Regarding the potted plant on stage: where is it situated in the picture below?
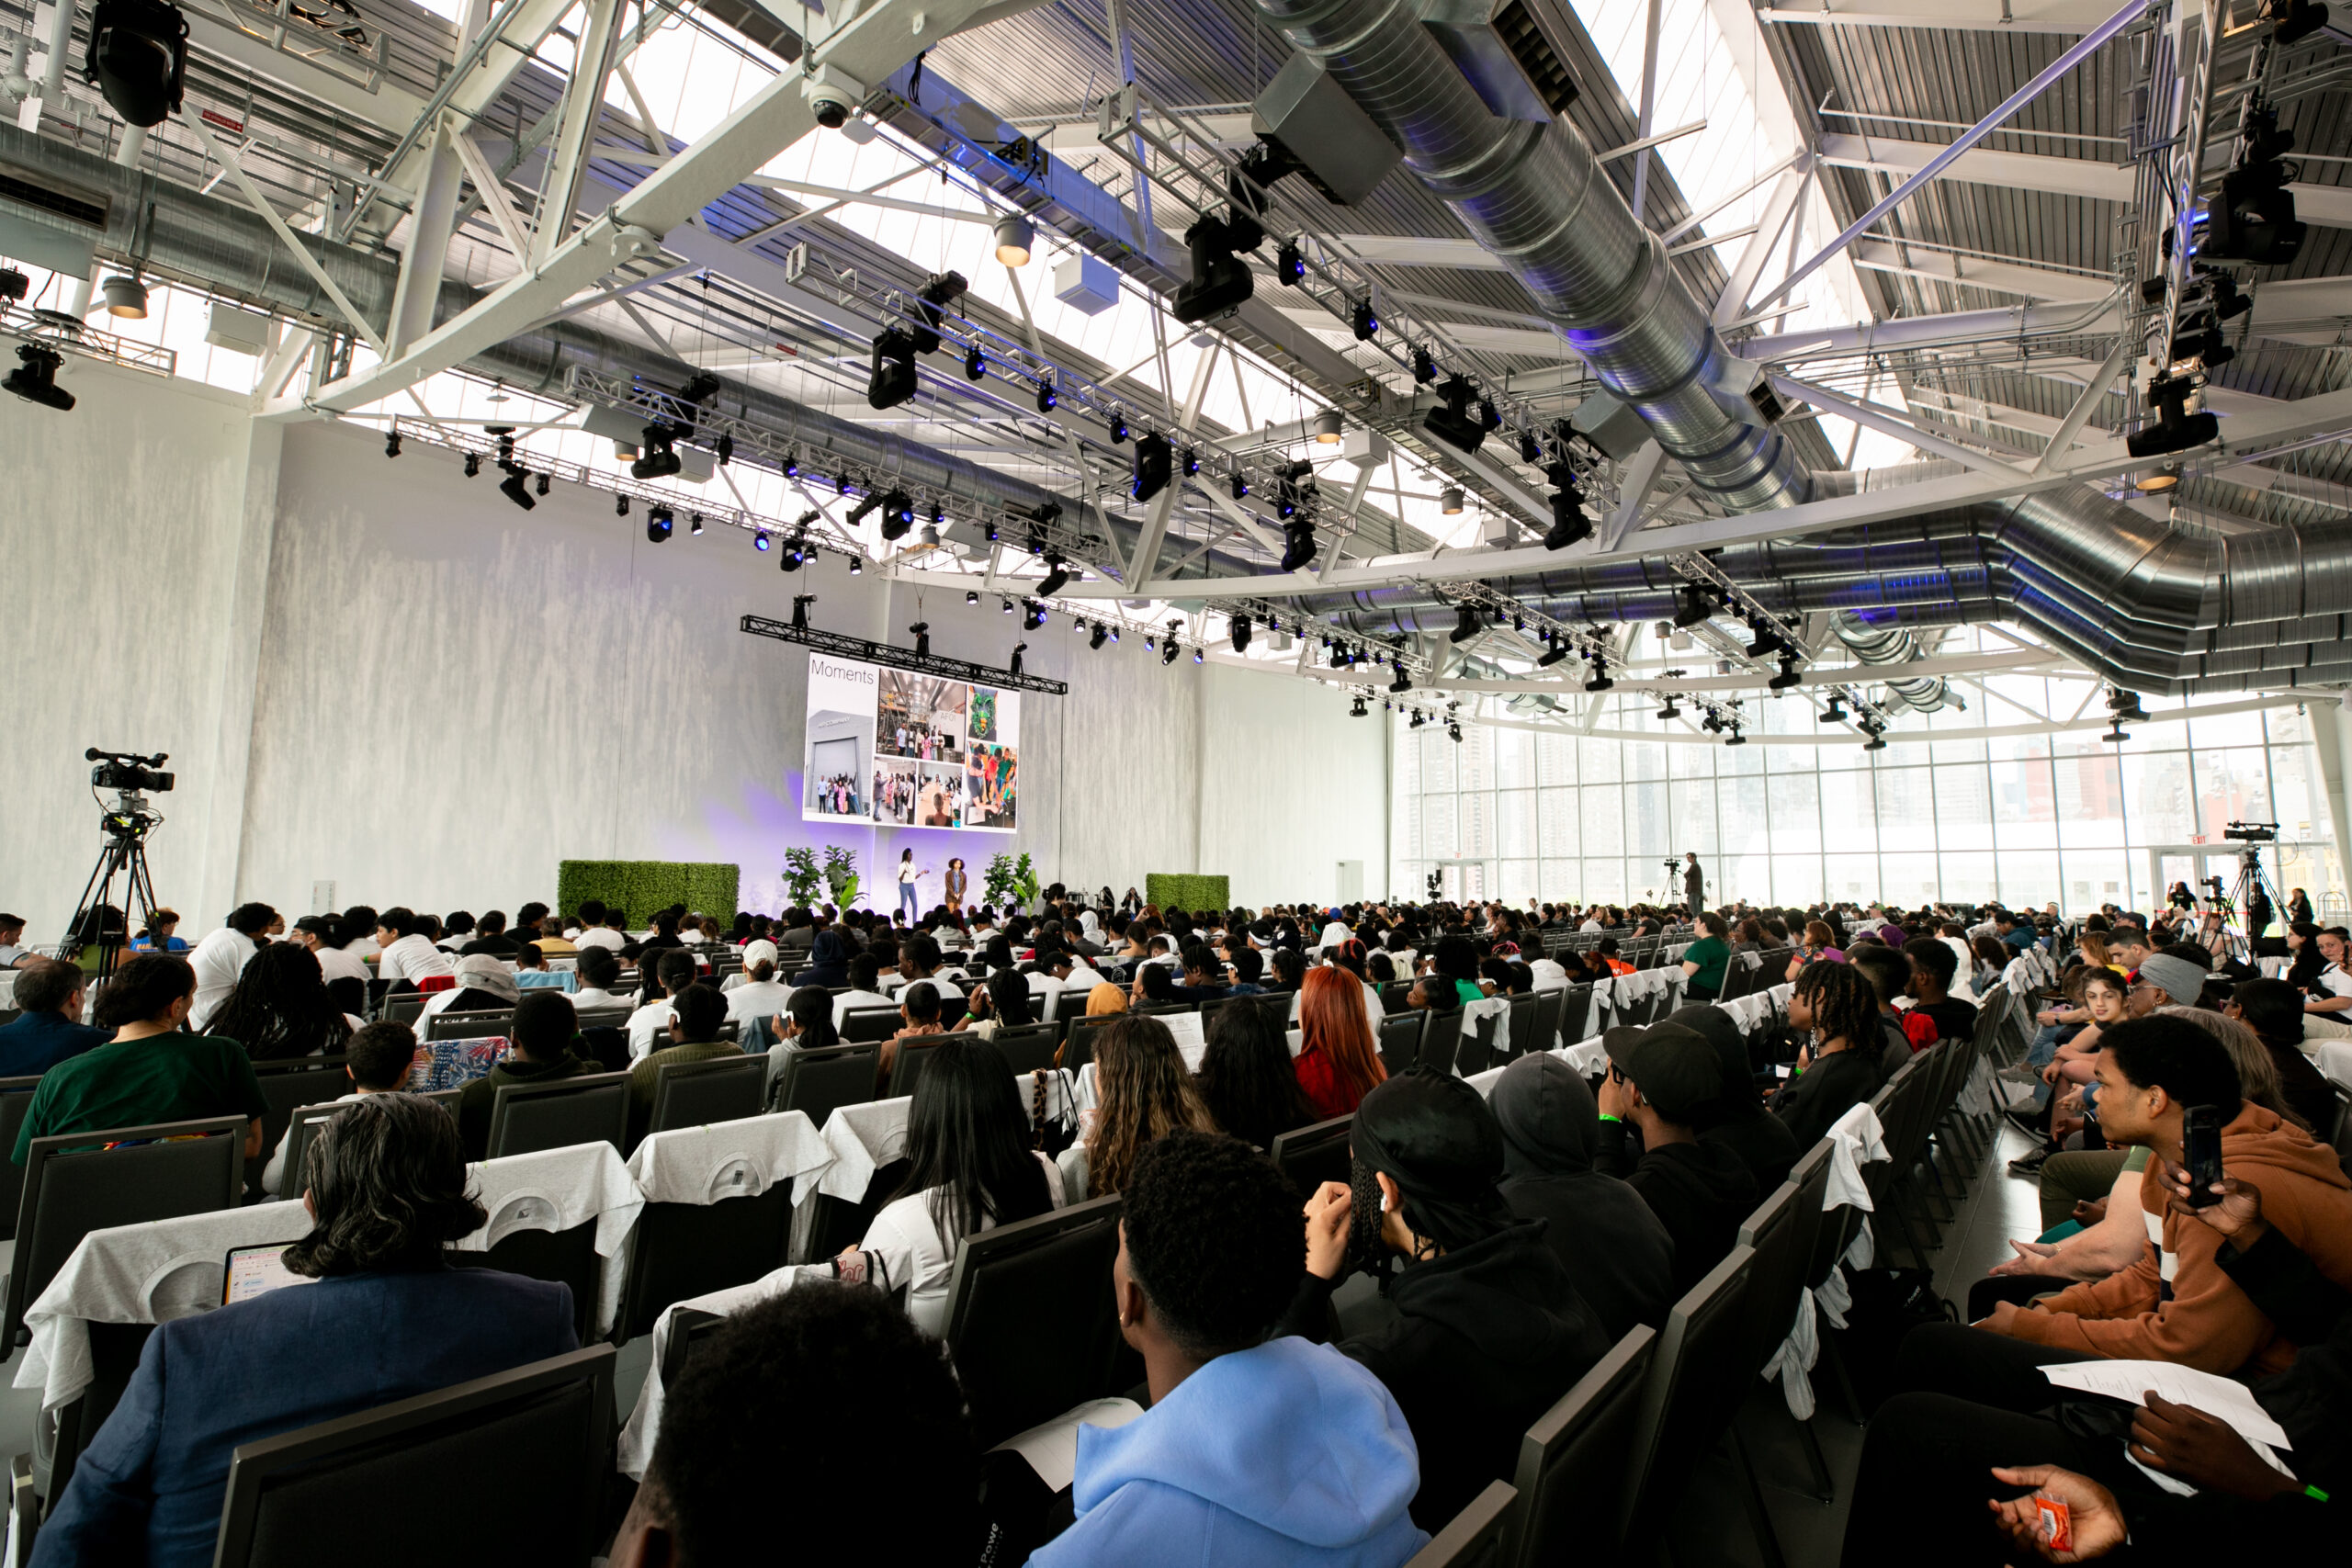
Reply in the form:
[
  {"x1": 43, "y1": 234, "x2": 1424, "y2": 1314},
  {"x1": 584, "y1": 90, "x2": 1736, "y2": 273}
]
[
  {"x1": 984, "y1": 851, "x2": 1042, "y2": 915},
  {"x1": 782, "y1": 847, "x2": 825, "y2": 909},
  {"x1": 822, "y1": 845, "x2": 862, "y2": 910}
]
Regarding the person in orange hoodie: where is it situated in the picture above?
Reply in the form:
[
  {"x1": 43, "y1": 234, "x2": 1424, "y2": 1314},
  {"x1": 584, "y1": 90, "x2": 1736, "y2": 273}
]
[{"x1": 1891, "y1": 1014, "x2": 2352, "y2": 1418}]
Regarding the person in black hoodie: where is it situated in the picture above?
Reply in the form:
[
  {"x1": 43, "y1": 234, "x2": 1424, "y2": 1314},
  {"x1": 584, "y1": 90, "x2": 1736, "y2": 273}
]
[
  {"x1": 1283, "y1": 1069, "x2": 1611, "y2": 1533},
  {"x1": 1595, "y1": 1022, "x2": 1761, "y2": 1299},
  {"x1": 1770, "y1": 960, "x2": 1887, "y2": 1150},
  {"x1": 1667, "y1": 1003, "x2": 1799, "y2": 1192},
  {"x1": 1489, "y1": 1054, "x2": 1676, "y2": 1338}
]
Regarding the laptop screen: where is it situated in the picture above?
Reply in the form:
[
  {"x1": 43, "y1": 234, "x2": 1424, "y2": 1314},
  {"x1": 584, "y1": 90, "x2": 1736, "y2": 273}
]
[{"x1": 222, "y1": 1245, "x2": 317, "y2": 1307}]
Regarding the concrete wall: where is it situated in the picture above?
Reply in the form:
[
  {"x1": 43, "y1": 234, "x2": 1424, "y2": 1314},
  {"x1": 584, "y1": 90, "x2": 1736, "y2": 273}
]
[{"x1": 1200, "y1": 659, "x2": 1390, "y2": 908}]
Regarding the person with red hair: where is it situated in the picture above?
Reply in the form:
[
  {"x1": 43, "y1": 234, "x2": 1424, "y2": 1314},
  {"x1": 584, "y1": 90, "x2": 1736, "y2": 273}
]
[{"x1": 1295, "y1": 965, "x2": 1387, "y2": 1120}]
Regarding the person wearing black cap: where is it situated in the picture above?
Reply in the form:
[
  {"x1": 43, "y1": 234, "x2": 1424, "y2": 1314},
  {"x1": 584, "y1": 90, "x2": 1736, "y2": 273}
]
[
  {"x1": 1595, "y1": 1023, "x2": 1761, "y2": 1298},
  {"x1": 1282, "y1": 1070, "x2": 1612, "y2": 1533},
  {"x1": 1488, "y1": 1054, "x2": 1676, "y2": 1338},
  {"x1": 1666, "y1": 1003, "x2": 1800, "y2": 1193}
]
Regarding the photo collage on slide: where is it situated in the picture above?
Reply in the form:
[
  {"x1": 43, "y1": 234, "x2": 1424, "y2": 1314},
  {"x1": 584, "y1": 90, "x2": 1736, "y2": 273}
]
[{"x1": 800, "y1": 651, "x2": 1018, "y2": 833}]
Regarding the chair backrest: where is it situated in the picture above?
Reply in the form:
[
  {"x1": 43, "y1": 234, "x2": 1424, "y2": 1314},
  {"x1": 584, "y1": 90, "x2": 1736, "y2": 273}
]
[
  {"x1": 1408, "y1": 1480, "x2": 1519, "y2": 1568},
  {"x1": 1379, "y1": 980, "x2": 1417, "y2": 1015},
  {"x1": 1731, "y1": 1142, "x2": 1830, "y2": 1381},
  {"x1": 0, "y1": 1074, "x2": 45, "y2": 1242},
  {"x1": 380, "y1": 990, "x2": 428, "y2": 1027},
  {"x1": 1058, "y1": 1011, "x2": 1122, "y2": 1071},
  {"x1": 1269, "y1": 1113, "x2": 1352, "y2": 1199},
  {"x1": 6, "y1": 1115, "x2": 246, "y2": 1351},
  {"x1": 646, "y1": 1055, "x2": 767, "y2": 1137},
  {"x1": 245, "y1": 1057, "x2": 353, "y2": 1199},
  {"x1": 1453, "y1": 1009, "x2": 1505, "y2": 1076},
  {"x1": 1556, "y1": 985, "x2": 1593, "y2": 1041},
  {"x1": 943, "y1": 1194, "x2": 1126, "y2": 1449},
  {"x1": 1526, "y1": 989, "x2": 1561, "y2": 1055},
  {"x1": 991, "y1": 1022, "x2": 1059, "y2": 1074},
  {"x1": 1618, "y1": 1244, "x2": 1758, "y2": 1547},
  {"x1": 1504, "y1": 993, "x2": 1541, "y2": 1059},
  {"x1": 1375, "y1": 1009, "x2": 1426, "y2": 1077},
  {"x1": 770, "y1": 1042, "x2": 880, "y2": 1123},
  {"x1": 1508, "y1": 1325, "x2": 1658, "y2": 1568},
  {"x1": 616, "y1": 1127, "x2": 799, "y2": 1340},
  {"x1": 840, "y1": 1005, "x2": 902, "y2": 1043},
  {"x1": 424, "y1": 1008, "x2": 514, "y2": 1043},
  {"x1": 886, "y1": 1032, "x2": 957, "y2": 1100},
  {"x1": 572, "y1": 1005, "x2": 631, "y2": 1032},
  {"x1": 485, "y1": 1071, "x2": 631, "y2": 1158},
  {"x1": 214, "y1": 1346, "x2": 616, "y2": 1568}
]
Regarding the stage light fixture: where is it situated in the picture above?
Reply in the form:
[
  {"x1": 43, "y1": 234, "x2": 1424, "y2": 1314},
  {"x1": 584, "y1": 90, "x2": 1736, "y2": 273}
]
[
  {"x1": 1350, "y1": 298, "x2": 1378, "y2": 340},
  {"x1": 616, "y1": 495, "x2": 629, "y2": 517},
  {"x1": 965, "y1": 344, "x2": 987, "y2": 380},
  {"x1": 1161, "y1": 637, "x2": 1181, "y2": 667},
  {"x1": 1350, "y1": 694, "x2": 1368, "y2": 717},
  {"x1": 1280, "y1": 520, "x2": 1317, "y2": 573},
  {"x1": 499, "y1": 467, "x2": 537, "y2": 511},
  {"x1": 689, "y1": 513, "x2": 704, "y2": 536},
  {"x1": 1672, "y1": 583, "x2": 1711, "y2": 628},
  {"x1": 2126, "y1": 374, "x2": 2221, "y2": 458},
  {"x1": 1584, "y1": 656, "x2": 1613, "y2": 694},
  {"x1": 1036, "y1": 557, "x2": 1072, "y2": 597},
  {"x1": 867, "y1": 327, "x2": 919, "y2": 410},
  {"x1": 1314, "y1": 410, "x2": 1343, "y2": 445},
  {"x1": 1657, "y1": 700, "x2": 1681, "y2": 722},
  {"x1": 1035, "y1": 378, "x2": 1057, "y2": 413},
  {"x1": 1820, "y1": 694, "x2": 1848, "y2": 724},
  {"x1": 384, "y1": 431, "x2": 401, "y2": 458},
  {"x1": 2136, "y1": 464, "x2": 2182, "y2": 493},
  {"x1": 1517, "y1": 428, "x2": 1542, "y2": 464},
  {"x1": 1131, "y1": 431, "x2": 1173, "y2": 502},
  {"x1": 536, "y1": 473, "x2": 549, "y2": 497},
  {"x1": 1090, "y1": 623, "x2": 1110, "y2": 650},
  {"x1": 791, "y1": 593, "x2": 813, "y2": 630},
  {"x1": 783, "y1": 454, "x2": 798, "y2": 478},
  {"x1": 1193, "y1": 648, "x2": 1204, "y2": 664},
  {"x1": 1536, "y1": 638, "x2": 1570, "y2": 669},
  {"x1": 646, "y1": 505, "x2": 673, "y2": 542},
  {"x1": 1010, "y1": 641, "x2": 1027, "y2": 676},
  {"x1": 878, "y1": 490, "x2": 916, "y2": 542},
  {"x1": 100, "y1": 274, "x2": 147, "y2": 318},
  {"x1": 1543, "y1": 460, "x2": 1592, "y2": 549},
  {"x1": 1001, "y1": 596, "x2": 1014, "y2": 615},
  {"x1": 1172, "y1": 210, "x2": 1256, "y2": 322},
  {"x1": 1863, "y1": 733, "x2": 1888, "y2": 751},
  {"x1": 1724, "y1": 724, "x2": 1747, "y2": 747},
  {"x1": 1411, "y1": 346, "x2": 1439, "y2": 384},
  {"x1": 754, "y1": 528, "x2": 771, "y2": 552},
  {"x1": 836, "y1": 474, "x2": 850, "y2": 495},
  {"x1": 1389, "y1": 669, "x2": 1412, "y2": 694},
  {"x1": 716, "y1": 432, "x2": 733, "y2": 466},
  {"x1": 84, "y1": 0, "x2": 187, "y2": 128},
  {"x1": 463, "y1": 452, "x2": 481, "y2": 478},
  {"x1": 910, "y1": 270, "x2": 968, "y2": 355},
  {"x1": 1449, "y1": 603, "x2": 1483, "y2": 645},
  {"x1": 848, "y1": 557, "x2": 863, "y2": 574},
  {"x1": 1767, "y1": 652, "x2": 1802, "y2": 691},
  {"x1": 992, "y1": 214, "x2": 1035, "y2": 267},
  {"x1": 910, "y1": 621, "x2": 931, "y2": 658},
  {"x1": 846, "y1": 492, "x2": 883, "y2": 525},
  {"x1": 1449, "y1": 723, "x2": 1463, "y2": 743},
  {"x1": 1422, "y1": 375, "x2": 1485, "y2": 455},
  {"x1": 630, "y1": 424, "x2": 681, "y2": 479},
  {"x1": 1182, "y1": 447, "x2": 1200, "y2": 477},
  {"x1": 1107, "y1": 412, "x2": 1127, "y2": 445},
  {"x1": 967, "y1": 590, "x2": 979, "y2": 604},
  {"x1": 1022, "y1": 601, "x2": 1046, "y2": 630},
  {"x1": 1230, "y1": 470, "x2": 1250, "y2": 500},
  {"x1": 1745, "y1": 619, "x2": 1784, "y2": 659},
  {"x1": 1441, "y1": 487, "x2": 1464, "y2": 515}
]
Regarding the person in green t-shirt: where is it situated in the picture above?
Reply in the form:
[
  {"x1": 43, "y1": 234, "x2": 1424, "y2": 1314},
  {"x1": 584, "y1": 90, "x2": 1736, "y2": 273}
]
[
  {"x1": 14, "y1": 953, "x2": 268, "y2": 1165},
  {"x1": 1679, "y1": 912, "x2": 1733, "y2": 1001}
]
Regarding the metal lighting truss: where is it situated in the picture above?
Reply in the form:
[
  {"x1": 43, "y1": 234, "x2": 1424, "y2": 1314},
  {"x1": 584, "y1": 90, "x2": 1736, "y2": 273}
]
[
  {"x1": 1665, "y1": 551, "x2": 1898, "y2": 734},
  {"x1": 0, "y1": 304, "x2": 178, "y2": 378},
  {"x1": 187, "y1": 0, "x2": 395, "y2": 101}
]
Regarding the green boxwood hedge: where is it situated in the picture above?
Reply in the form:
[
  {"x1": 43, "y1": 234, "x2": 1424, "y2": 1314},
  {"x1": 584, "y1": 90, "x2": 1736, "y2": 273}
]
[
  {"x1": 557, "y1": 861, "x2": 741, "y2": 922},
  {"x1": 1145, "y1": 873, "x2": 1230, "y2": 912}
]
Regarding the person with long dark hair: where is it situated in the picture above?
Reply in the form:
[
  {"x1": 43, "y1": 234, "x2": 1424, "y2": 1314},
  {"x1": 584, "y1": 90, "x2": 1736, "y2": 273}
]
[
  {"x1": 1197, "y1": 998, "x2": 1314, "y2": 1152},
  {"x1": 1066, "y1": 1016, "x2": 1216, "y2": 1200},
  {"x1": 197, "y1": 942, "x2": 356, "y2": 1064},
  {"x1": 33, "y1": 1095, "x2": 575, "y2": 1566},
  {"x1": 956, "y1": 964, "x2": 1035, "y2": 1039},
  {"x1": 846, "y1": 1036, "x2": 1060, "y2": 1333},
  {"x1": 1770, "y1": 958, "x2": 1886, "y2": 1148}
]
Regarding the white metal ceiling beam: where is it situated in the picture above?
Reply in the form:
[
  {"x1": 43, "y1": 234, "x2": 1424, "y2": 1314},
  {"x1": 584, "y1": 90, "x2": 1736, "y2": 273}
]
[
  {"x1": 1846, "y1": 239, "x2": 2115, "y2": 304},
  {"x1": 1762, "y1": 0, "x2": 2166, "y2": 30},
  {"x1": 1383, "y1": 645, "x2": 2064, "y2": 695},
  {"x1": 529, "y1": 0, "x2": 627, "y2": 268}
]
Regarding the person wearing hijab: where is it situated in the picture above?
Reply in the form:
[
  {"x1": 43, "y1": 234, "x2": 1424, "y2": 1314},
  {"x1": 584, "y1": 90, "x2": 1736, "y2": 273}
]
[
  {"x1": 1488, "y1": 1055, "x2": 1677, "y2": 1339},
  {"x1": 1666, "y1": 1003, "x2": 1800, "y2": 1193},
  {"x1": 1282, "y1": 1070, "x2": 1612, "y2": 1533},
  {"x1": 1084, "y1": 983, "x2": 1128, "y2": 1017},
  {"x1": 791, "y1": 928, "x2": 853, "y2": 989}
]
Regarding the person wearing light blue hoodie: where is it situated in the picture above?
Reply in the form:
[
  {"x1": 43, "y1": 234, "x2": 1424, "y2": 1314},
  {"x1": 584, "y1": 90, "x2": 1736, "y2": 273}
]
[{"x1": 1027, "y1": 1131, "x2": 1429, "y2": 1568}]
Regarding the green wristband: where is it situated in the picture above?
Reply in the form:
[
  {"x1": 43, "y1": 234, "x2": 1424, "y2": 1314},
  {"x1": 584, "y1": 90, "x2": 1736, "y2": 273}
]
[
  {"x1": 1597, "y1": 1113, "x2": 1622, "y2": 1124},
  {"x1": 2306, "y1": 1485, "x2": 2330, "y2": 1503}
]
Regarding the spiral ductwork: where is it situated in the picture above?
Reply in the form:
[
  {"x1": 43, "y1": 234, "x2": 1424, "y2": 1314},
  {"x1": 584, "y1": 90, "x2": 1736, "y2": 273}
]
[
  {"x1": 1828, "y1": 617, "x2": 1951, "y2": 712},
  {"x1": 1248, "y1": 2, "x2": 2346, "y2": 696}
]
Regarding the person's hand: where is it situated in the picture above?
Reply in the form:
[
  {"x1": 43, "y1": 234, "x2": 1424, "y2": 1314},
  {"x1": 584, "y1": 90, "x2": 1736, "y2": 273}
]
[
  {"x1": 1976, "y1": 1298, "x2": 2026, "y2": 1334},
  {"x1": 2041, "y1": 1062, "x2": 2064, "y2": 1087},
  {"x1": 1988, "y1": 1239, "x2": 2064, "y2": 1278},
  {"x1": 1597, "y1": 1066, "x2": 1635, "y2": 1121},
  {"x1": 2130, "y1": 1392, "x2": 2300, "y2": 1501},
  {"x1": 2071, "y1": 1197, "x2": 2109, "y2": 1228},
  {"x1": 1303, "y1": 1181, "x2": 1352, "y2": 1280},
  {"x1": 1985, "y1": 1466, "x2": 2126, "y2": 1562},
  {"x1": 2055, "y1": 1088, "x2": 2083, "y2": 1118},
  {"x1": 2037, "y1": 1009, "x2": 2061, "y2": 1025},
  {"x1": 2156, "y1": 1160, "x2": 2266, "y2": 1245}
]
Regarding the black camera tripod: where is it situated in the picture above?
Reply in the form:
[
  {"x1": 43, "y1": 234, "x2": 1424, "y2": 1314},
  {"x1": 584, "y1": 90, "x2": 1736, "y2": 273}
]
[
  {"x1": 67, "y1": 791, "x2": 164, "y2": 981},
  {"x1": 2209, "y1": 844, "x2": 2285, "y2": 942}
]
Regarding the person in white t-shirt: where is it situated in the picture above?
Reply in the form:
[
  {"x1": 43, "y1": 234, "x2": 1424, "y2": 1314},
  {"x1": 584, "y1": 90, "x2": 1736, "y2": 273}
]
[
  {"x1": 723, "y1": 940, "x2": 795, "y2": 1032},
  {"x1": 831, "y1": 952, "x2": 897, "y2": 1030},
  {"x1": 1045, "y1": 949, "x2": 1104, "y2": 996},
  {"x1": 841, "y1": 1034, "x2": 1064, "y2": 1334},
  {"x1": 374, "y1": 908, "x2": 455, "y2": 987},
  {"x1": 895, "y1": 933, "x2": 964, "y2": 1006},
  {"x1": 293, "y1": 916, "x2": 371, "y2": 988},
  {"x1": 187, "y1": 904, "x2": 276, "y2": 1032},
  {"x1": 571, "y1": 899, "x2": 627, "y2": 953},
  {"x1": 628, "y1": 950, "x2": 699, "y2": 1060},
  {"x1": 571, "y1": 946, "x2": 630, "y2": 1010}
]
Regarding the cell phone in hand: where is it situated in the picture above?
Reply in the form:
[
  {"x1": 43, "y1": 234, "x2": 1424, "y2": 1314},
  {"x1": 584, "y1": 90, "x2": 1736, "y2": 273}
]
[{"x1": 2184, "y1": 1104, "x2": 2225, "y2": 1206}]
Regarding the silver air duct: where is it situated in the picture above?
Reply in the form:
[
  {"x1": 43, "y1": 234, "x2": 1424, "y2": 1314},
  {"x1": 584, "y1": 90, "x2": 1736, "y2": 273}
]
[
  {"x1": 1828, "y1": 615, "x2": 1950, "y2": 712},
  {"x1": 1250, "y1": 1, "x2": 2344, "y2": 696}
]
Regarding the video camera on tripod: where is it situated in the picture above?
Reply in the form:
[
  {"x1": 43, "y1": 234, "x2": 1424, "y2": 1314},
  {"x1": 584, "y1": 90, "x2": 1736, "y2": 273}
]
[
  {"x1": 2222, "y1": 820, "x2": 2277, "y2": 843},
  {"x1": 87, "y1": 747, "x2": 173, "y2": 795},
  {"x1": 72, "y1": 747, "x2": 171, "y2": 978}
]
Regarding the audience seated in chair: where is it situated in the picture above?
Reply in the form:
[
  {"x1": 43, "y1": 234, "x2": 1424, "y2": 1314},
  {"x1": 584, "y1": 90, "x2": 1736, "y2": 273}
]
[
  {"x1": 1667, "y1": 1002, "x2": 1800, "y2": 1192},
  {"x1": 11, "y1": 954, "x2": 267, "y2": 1167},
  {"x1": 1595, "y1": 1021, "x2": 1762, "y2": 1298},
  {"x1": 1489, "y1": 1053, "x2": 1677, "y2": 1339},
  {"x1": 1770, "y1": 959, "x2": 1889, "y2": 1151},
  {"x1": 1062, "y1": 1016, "x2": 1216, "y2": 1201},
  {"x1": 262, "y1": 1022, "x2": 418, "y2": 1193},
  {"x1": 457, "y1": 992, "x2": 592, "y2": 1160},
  {"x1": 1293, "y1": 965, "x2": 1387, "y2": 1122},
  {"x1": 1194, "y1": 995, "x2": 1314, "y2": 1154},
  {"x1": 628, "y1": 951, "x2": 701, "y2": 1061},
  {"x1": 1282, "y1": 1069, "x2": 1612, "y2": 1532},
  {"x1": 839, "y1": 1036, "x2": 1061, "y2": 1335},
  {"x1": 954, "y1": 966, "x2": 1035, "y2": 1041},
  {"x1": 0, "y1": 957, "x2": 107, "y2": 1076},
  {"x1": 609, "y1": 1285, "x2": 979, "y2": 1568},
  {"x1": 628, "y1": 986, "x2": 743, "y2": 1144},
  {"x1": 721, "y1": 940, "x2": 793, "y2": 1028},
  {"x1": 199, "y1": 939, "x2": 359, "y2": 1061},
  {"x1": 371, "y1": 906, "x2": 454, "y2": 989},
  {"x1": 31, "y1": 1095, "x2": 576, "y2": 1568},
  {"x1": 1029, "y1": 1131, "x2": 1428, "y2": 1568},
  {"x1": 1843, "y1": 1162, "x2": 2348, "y2": 1568},
  {"x1": 571, "y1": 944, "x2": 628, "y2": 1010}
]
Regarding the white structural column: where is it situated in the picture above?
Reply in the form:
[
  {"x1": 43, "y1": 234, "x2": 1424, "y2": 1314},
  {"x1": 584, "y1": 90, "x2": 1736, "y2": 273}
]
[
  {"x1": 530, "y1": 0, "x2": 628, "y2": 267},
  {"x1": 388, "y1": 118, "x2": 466, "y2": 357}
]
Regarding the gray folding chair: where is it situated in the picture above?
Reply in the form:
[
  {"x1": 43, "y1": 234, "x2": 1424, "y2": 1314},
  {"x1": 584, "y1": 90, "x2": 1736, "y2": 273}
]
[
  {"x1": 1507, "y1": 1325, "x2": 1657, "y2": 1568},
  {"x1": 1407, "y1": 1480, "x2": 1518, "y2": 1568},
  {"x1": 485, "y1": 1071, "x2": 631, "y2": 1158},
  {"x1": 646, "y1": 1055, "x2": 766, "y2": 1137}
]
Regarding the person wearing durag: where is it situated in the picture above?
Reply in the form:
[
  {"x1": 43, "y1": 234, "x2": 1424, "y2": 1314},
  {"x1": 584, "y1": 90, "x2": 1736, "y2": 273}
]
[
  {"x1": 1487, "y1": 1054, "x2": 1677, "y2": 1340},
  {"x1": 792, "y1": 927, "x2": 853, "y2": 988},
  {"x1": 1278, "y1": 1068, "x2": 1611, "y2": 1532}
]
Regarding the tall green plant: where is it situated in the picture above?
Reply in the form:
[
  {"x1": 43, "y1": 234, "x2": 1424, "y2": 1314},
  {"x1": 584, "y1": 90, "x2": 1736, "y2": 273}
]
[
  {"x1": 782, "y1": 847, "x2": 825, "y2": 908},
  {"x1": 822, "y1": 845, "x2": 863, "y2": 909}
]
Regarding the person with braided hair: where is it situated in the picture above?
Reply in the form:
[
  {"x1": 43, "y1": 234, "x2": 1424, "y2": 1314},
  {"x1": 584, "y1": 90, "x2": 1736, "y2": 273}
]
[{"x1": 1770, "y1": 957, "x2": 1888, "y2": 1148}]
